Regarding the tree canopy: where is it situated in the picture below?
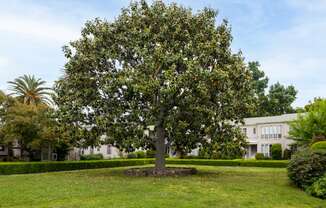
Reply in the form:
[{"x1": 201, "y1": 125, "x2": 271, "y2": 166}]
[
  {"x1": 54, "y1": 0, "x2": 254, "y2": 170},
  {"x1": 289, "y1": 99, "x2": 326, "y2": 146},
  {"x1": 8, "y1": 74, "x2": 52, "y2": 105},
  {"x1": 247, "y1": 61, "x2": 297, "y2": 117}
]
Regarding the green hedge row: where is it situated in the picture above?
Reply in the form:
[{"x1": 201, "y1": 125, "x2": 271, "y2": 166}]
[
  {"x1": 0, "y1": 158, "x2": 288, "y2": 175},
  {"x1": 166, "y1": 159, "x2": 289, "y2": 168},
  {"x1": 0, "y1": 159, "x2": 154, "y2": 175}
]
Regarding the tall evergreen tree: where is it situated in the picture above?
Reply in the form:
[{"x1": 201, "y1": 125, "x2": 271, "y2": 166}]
[{"x1": 54, "y1": 1, "x2": 253, "y2": 171}]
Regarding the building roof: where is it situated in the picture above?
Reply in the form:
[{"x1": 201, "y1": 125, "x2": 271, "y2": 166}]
[{"x1": 243, "y1": 113, "x2": 299, "y2": 126}]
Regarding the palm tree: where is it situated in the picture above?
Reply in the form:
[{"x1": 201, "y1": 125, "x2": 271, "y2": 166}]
[{"x1": 8, "y1": 75, "x2": 52, "y2": 105}]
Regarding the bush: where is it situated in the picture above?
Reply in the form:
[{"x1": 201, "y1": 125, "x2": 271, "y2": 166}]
[
  {"x1": 135, "y1": 151, "x2": 146, "y2": 158},
  {"x1": 127, "y1": 153, "x2": 137, "y2": 158},
  {"x1": 0, "y1": 159, "x2": 154, "y2": 175},
  {"x1": 311, "y1": 141, "x2": 326, "y2": 152},
  {"x1": 271, "y1": 144, "x2": 282, "y2": 160},
  {"x1": 283, "y1": 148, "x2": 292, "y2": 160},
  {"x1": 166, "y1": 159, "x2": 288, "y2": 168},
  {"x1": 255, "y1": 153, "x2": 265, "y2": 160},
  {"x1": 80, "y1": 154, "x2": 103, "y2": 160},
  {"x1": 307, "y1": 174, "x2": 326, "y2": 199},
  {"x1": 288, "y1": 148, "x2": 326, "y2": 189},
  {"x1": 146, "y1": 150, "x2": 156, "y2": 158}
]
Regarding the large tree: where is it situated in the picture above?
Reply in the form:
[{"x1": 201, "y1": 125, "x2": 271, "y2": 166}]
[
  {"x1": 8, "y1": 74, "x2": 52, "y2": 105},
  {"x1": 54, "y1": 1, "x2": 253, "y2": 170}
]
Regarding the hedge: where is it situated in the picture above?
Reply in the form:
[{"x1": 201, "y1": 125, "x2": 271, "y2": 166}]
[
  {"x1": 166, "y1": 159, "x2": 289, "y2": 168},
  {"x1": 0, "y1": 158, "x2": 288, "y2": 175},
  {"x1": 0, "y1": 159, "x2": 154, "y2": 175}
]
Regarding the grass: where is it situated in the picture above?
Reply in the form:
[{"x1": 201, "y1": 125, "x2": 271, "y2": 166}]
[{"x1": 0, "y1": 165, "x2": 324, "y2": 208}]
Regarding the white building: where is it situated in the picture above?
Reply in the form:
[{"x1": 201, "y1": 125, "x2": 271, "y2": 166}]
[
  {"x1": 242, "y1": 113, "x2": 298, "y2": 158},
  {"x1": 73, "y1": 113, "x2": 299, "y2": 160},
  {"x1": 77, "y1": 144, "x2": 121, "y2": 159}
]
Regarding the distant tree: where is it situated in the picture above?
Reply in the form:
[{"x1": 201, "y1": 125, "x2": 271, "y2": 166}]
[
  {"x1": 266, "y1": 82, "x2": 297, "y2": 115},
  {"x1": 247, "y1": 62, "x2": 297, "y2": 117},
  {"x1": 54, "y1": 1, "x2": 253, "y2": 171},
  {"x1": 8, "y1": 75, "x2": 52, "y2": 105},
  {"x1": 304, "y1": 97, "x2": 324, "y2": 112},
  {"x1": 289, "y1": 99, "x2": 326, "y2": 146},
  {"x1": 248, "y1": 61, "x2": 268, "y2": 96},
  {"x1": 247, "y1": 61, "x2": 269, "y2": 117},
  {"x1": 0, "y1": 101, "x2": 58, "y2": 160}
]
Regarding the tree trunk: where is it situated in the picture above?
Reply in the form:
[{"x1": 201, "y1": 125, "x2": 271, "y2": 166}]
[{"x1": 155, "y1": 125, "x2": 166, "y2": 170}]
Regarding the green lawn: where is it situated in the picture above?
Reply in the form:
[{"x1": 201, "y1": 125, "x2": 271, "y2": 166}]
[{"x1": 0, "y1": 165, "x2": 324, "y2": 208}]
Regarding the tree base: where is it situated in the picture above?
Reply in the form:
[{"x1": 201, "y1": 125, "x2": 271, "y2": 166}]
[{"x1": 124, "y1": 167, "x2": 197, "y2": 177}]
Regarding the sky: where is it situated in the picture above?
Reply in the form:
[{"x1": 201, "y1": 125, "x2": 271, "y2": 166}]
[{"x1": 0, "y1": 0, "x2": 325, "y2": 107}]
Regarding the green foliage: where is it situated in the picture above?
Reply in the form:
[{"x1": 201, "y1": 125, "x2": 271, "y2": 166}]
[
  {"x1": 54, "y1": 0, "x2": 253, "y2": 169},
  {"x1": 145, "y1": 150, "x2": 156, "y2": 158},
  {"x1": 271, "y1": 144, "x2": 282, "y2": 160},
  {"x1": 196, "y1": 126, "x2": 248, "y2": 159},
  {"x1": 166, "y1": 159, "x2": 288, "y2": 168},
  {"x1": 283, "y1": 148, "x2": 292, "y2": 160},
  {"x1": 289, "y1": 99, "x2": 326, "y2": 146},
  {"x1": 127, "y1": 153, "x2": 137, "y2": 159},
  {"x1": 287, "y1": 148, "x2": 326, "y2": 189},
  {"x1": 307, "y1": 174, "x2": 326, "y2": 199},
  {"x1": 311, "y1": 141, "x2": 326, "y2": 152},
  {"x1": 0, "y1": 159, "x2": 154, "y2": 175},
  {"x1": 135, "y1": 151, "x2": 146, "y2": 158},
  {"x1": 247, "y1": 62, "x2": 297, "y2": 117},
  {"x1": 255, "y1": 153, "x2": 266, "y2": 160},
  {"x1": 80, "y1": 154, "x2": 104, "y2": 160},
  {"x1": 0, "y1": 101, "x2": 60, "y2": 160},
  {"x1": 8, "y1": 74, "x2": 52, "y2": 105}
]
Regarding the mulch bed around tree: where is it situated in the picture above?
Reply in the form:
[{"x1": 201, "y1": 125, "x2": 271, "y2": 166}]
[{"x1": 124, "y1": 167, "x2": 197, "y2": 177}]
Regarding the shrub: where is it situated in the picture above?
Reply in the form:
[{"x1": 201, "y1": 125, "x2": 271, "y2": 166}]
[
  {"x1": 271, "y1": 144, "x2": 282, "y2": 160},
  {"x1": 0, "y1": 159, "x2": 154, "y2": 175},
  {"x1": 288, "y1": 148, "x2": 326, "y2": 189},
  {"x1": 283, "y1": 148, "x2": 292, "y2": 160},
  {"x1": 307, "y1": 174, "x2": 326, "y2": 199},
  {"x1": 135, "y1": 151, "x2": 146, "y2": 158},
  {"x1": 80, "y1": 154, "x2": 103, "y2": 160},
  {"x1": 311, "y1": 141, "x2": 326, "y2": 152},
  {"x1": 166, "y1": 159, "x2": 288, "y2": 168},
  {"x1": 255, "y1": 153, "x2": 265, "y2": 160},
  {"x1": 146, "y1": 150, "x2": 155, "y2": 158},
  {"x1": 198, "y1": 147, "x2": 210, "y2": 159},
  {"x1": 127, "y1": 153, "x2": 137, "y2": 158}
]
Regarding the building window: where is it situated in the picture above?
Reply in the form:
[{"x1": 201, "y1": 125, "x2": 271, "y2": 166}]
[
  {"x1": 107, "y1": 144, "x2": 112, "y2": 155},
  {"x1": 253, "y1": 128, "x2": 256, "y2": 134},
  {"x1": 242, "y1": 128, "x2": 247, "y2": 136},
  {"x1": 261, "y1": 126, "x2": 282, "y2": 139},
  {"x1": 261, "y1": 144, "x2": 271, "y2": 157},
  {"x1": 0, "y1": 145, "x2": 4, "y2": 151}
]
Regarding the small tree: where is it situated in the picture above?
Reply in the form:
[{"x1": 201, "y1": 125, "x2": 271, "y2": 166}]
[
  {"x1": 289, "y1": 99, "x2": 326, "y2": 146},
  {"x1": 54, "y1": 1, "x2": 253, "y2": 171},
  {"x1": 0, "y1": 101, "x2": 58, "y2": 160}
]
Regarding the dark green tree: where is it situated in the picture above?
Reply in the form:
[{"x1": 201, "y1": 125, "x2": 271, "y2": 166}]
[
  {"x1": 54, "y1": 1, "x2": 253, "y2": 171},
  {"x1": 247, "y1": 62, "x2": 297, "y2": 117}
]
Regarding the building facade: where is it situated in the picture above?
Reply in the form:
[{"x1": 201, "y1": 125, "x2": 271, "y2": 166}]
[{"x1": 241, "y1": 113, "x2": 297, "y2": 159}]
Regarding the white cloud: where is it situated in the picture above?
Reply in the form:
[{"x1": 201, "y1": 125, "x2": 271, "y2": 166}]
[
  {"x1": 0, "y1": 56, "x2": 9, "y2": 67},
  {"x1": 0, "y1": 14, "x2": 79, "y2": 44}
]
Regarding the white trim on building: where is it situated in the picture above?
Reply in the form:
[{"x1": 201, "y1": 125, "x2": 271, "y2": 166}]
[{"x1": 242, "y1": 113, "x2": 298, "y2": 158}]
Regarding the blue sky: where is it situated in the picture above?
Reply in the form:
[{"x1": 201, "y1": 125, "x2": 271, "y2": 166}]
[{"x1": 0, "y1": 0, "x2": 325, "y2": 107}]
